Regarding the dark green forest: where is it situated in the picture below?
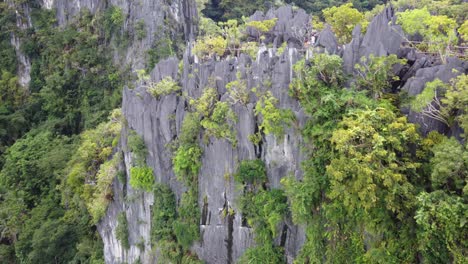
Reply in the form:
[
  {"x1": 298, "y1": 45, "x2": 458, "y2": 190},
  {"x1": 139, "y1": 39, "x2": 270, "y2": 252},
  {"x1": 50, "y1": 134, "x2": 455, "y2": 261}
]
[{"x1": 0, "y1": 0, "x2": 467, "y2": 263}]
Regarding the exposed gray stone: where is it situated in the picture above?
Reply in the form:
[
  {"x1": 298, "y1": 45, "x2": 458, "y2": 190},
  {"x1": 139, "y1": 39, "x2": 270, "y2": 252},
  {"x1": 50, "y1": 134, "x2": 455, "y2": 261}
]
[
  {"x1": 402, "y1": 58, "x2": 468, "y2": 135},
  {"x1": 316, "y1": 25, "x2": 339, "y2": 54},
  {"x1": 26, "y1": 2, "x2": 467, "y2": 264},
  {"x1": 344, "y1": 6, "x2": 404, "y2": 75}
]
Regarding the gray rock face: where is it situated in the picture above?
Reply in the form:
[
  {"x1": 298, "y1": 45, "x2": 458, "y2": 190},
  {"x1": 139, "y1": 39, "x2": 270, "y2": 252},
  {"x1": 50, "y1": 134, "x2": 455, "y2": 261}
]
[
  {"x1": 315, "y1": 25, "x2": 339, "y2": 54},
  {"x1": 359, "y1": 6, "x2": 403, "y2": 58},
  {"x1": 12, "y1": 2, "x2": 463, "y2": 263},
  {"x1": 402, "y1": 58, "x2": 468, "y2": 135},
  {"x1": 98, "y1": 4, "x2": 467, "y2": 264},
  {"x1": 49, "y1": 0, "x2": 197, "y2": 69},
  {"x1": 108, "y1": 44, "x2": 308, "y2": 263},
  {"x1": 342, "y1": 24, "x2": 362, "y2": 74},
  {"x1": 247, "y1": 5, "x2": 312, "y2": 47},
  {"x1": 7, "y1": 0, "x2": 32, "y2": 87},
  {"x1": 343, "y1": 6, "x2": 404, "y2": 74}
]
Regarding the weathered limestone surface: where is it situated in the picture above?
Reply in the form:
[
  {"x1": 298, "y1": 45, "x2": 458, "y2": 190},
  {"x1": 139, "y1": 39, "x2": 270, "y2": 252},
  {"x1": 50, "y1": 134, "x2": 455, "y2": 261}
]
[{"x1": 10, "y1": 2, "x2": 468, "y2": 263}]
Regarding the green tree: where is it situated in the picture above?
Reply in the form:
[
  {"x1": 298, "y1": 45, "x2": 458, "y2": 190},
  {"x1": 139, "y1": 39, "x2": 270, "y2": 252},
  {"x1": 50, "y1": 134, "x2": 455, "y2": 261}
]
[
  {"x1": 354, "y1": 54, "x2": 406, "y2": 99},
  {"x1": 130, "y1": 166, "x2": 154, "y2": 192},
  {"x1": 397, "y1": 7, "x2": 458, "y2": 63},
  {"x1": 415, "y1": 191, "x2": 467, "y2": 263},
  {"x1": 323, "y1": 3, "x2": 367, "y2": 43}
]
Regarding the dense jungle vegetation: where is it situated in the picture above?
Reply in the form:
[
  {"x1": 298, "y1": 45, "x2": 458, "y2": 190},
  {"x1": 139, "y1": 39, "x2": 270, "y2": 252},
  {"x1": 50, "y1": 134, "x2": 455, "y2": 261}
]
[{"x1": 0, "y1": 0, "x2": 467, "y2": 263}]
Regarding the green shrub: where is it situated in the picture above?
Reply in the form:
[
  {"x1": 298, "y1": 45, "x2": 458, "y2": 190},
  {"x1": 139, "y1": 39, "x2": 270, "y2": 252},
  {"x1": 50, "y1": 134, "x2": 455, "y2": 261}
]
[
  {"x1": 135, "y1": 20, "x2": 147, "y2": 40},
  {"x1": 89, "y1": 153, "x2": 121, "y2": 223},
  {"x1": 128, "y1": 130, "x2": 147, "y2": 166},
  {"x1": 151, "y1": 184, "x2": 177, "y2": 243},
  {"x1": 354, "y1": 54, "x2": 406, "y2": 99},
  {"x1": 129, "y1": 166, "x2": 154, "y2": 191},
  {"x1": 235, "y1": 159, "x2": 266, "y2": 186},
  {"x1": 116, "y1": 212, "x2": 130, "y2": 250},
  {"x1": 323, "y1": 3, "x2": 367, "y2": 44},
  {"x1": 117, "y1": 170, "x2": 126, "y2": 184},
  {"x1": 173, "y1": 144, "x2": 202, "y2": 184},
  {"x1": 240, "y1": 189, "x2": 288, "y2": 242},
  {"x1": 179, "y1": 113, "x2": 201, "y2": 145},
  {"x1": 226, "y1": 74, "x2": 249, "y2": 105},
  {"x1": 190, "y1": 87, "x2": 218, "y2": 118},
  {"x1": 147, "y1": 76, "x2": 181, "y2": 98},
  {"x1": 238, "y1": 243, "x2": 284, "y2": 264},
  {"x1": 147, "y1": 38, "x2": 174, "y2": 71},
  {"x1": 193, "y1": 35, "x2": 227, "y2": 58},
  {"x1": 200, "y1": 101, "x2": 237, "y2": 145},
  {"x1": 255, "y1": 92, "x2": 294, "y2": 138},
  {"x1": 173, "y1": 189, "x2": 200, "y2": 250},
  {"x1": 103, "y1": 6, "x2": 125, "y2": 39},
  {"x1": 238, "y1": 189, "x2": 288, "y2": 262}
]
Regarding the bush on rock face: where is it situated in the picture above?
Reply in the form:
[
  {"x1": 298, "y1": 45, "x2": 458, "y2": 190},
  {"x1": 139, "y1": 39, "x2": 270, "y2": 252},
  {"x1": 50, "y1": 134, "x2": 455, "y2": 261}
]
[{"x1": 130, "y1": 166, "x2": 154, "y2": 191}]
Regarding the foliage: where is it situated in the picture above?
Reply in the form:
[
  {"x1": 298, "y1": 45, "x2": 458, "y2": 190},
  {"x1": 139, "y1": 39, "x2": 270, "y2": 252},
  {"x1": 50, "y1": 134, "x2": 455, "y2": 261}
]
[
  {"x1": 236, "y1": 155, "x2": 287, "y2": 262},
  {"x1": 28, "y1": 8, "x2": 125, "y2": 134},
  {"x1": 0, "y1": 130, "x2": 74, "y2": 208},
  {"x1": 397, "y1": 8, "x2": 458, "y2": 62},
  {"x1": 135, "y1": 20, "x2": 147, "y2": 40},
  {"x1": 65, "y1": 109, "x2": 122, "y2": 221},
  {"x1": 129, "y1": 166, "x2": 154, "y2": 192},
  {"x1": 246, "y1": 18, "x2": 277, "y2": 41},
  {"x1": 102, "y1": 6, "x2": 128, "y2": 48},
  {"x1": 226, "y1": 74, "x2": 249, "y2": 105},
  {"x1": 190, "y1": 87, "x2": 237, "y2": 144},
  {"x1": 147, "y1": 76, "x2": 181, "y2": 99},
  {"x1": 327, "y1": 105, "x2": 420, "y2": 218},
  {"x1": 128, "y1": 129, "x2": 147, "y2": 167},
  {"x1": 323, "y1": 3, "x2": 367, "y2": 43},
  {"x1": 193, "y1": 35, "x2": 227, "y2": 58},
  {"x1": 200, "y1": 101, "x2": 237, "y2": 145},
  {"x1": 415, "y1": 191, "x2": 467, "y2": 263},
  {"x1": 173, "y1": 144, "x2": 203, "y2": 184},
  {"x1": 88, "y1": 153, "x2": 121, "y2": 223},
  {"x1": 284, "y1": 54, "x2": 362, "y2": 224},
  {"x1": 241, "y1": 189, "x2": 288, "y2": 241},
  {"x1": 238, "y1": 243, "x2": 284, "y2": 264},
  {"x1": 173, "y1": 189, "x2": 200, "y2": 250},
  {"x1": 441, "y1": 74, "x2": 468, "y2": 132},
  {"x1": 354, "y1": 54, "x2": 406, "y2": 99},
  {"x1": 459, "y1": 20, "x2": 468, "y2": 43},
  {"x1": 0, "y1": 71, "x2": 27, "y2": 108},
  {"x1": 116, "y1": 212, "x2": 130, "y2": 250},
  {"x1": 411, "y1": 74, "x2": 468, "y2": 130},
  {"x1": 238, "y1": 189, "x2": 288, "y2": 262},
  {"x1": 179, "y1": 112, "x2": 201, "y2": 145},
  {"x1": 147, "y1": 36, "x2": 174, "y2": 72},
  {"x1": 151, "y1": 183, "x2": 177, "y2": 243},
  {"x1": 430, "y1": 137, "x2": 467, "y2": 193},
  {"x1": 199, "y1": 16, "x2": 221, "y2": 36},
  {"x1": 234, "y1": 159, "x2": 267, "y2": 186},
  {"x1": 190, "y1": 87, "x2": 218, "y2": 118},
  {"x1": 254, "y1": 91, "x2": 294, "y2": 138}
]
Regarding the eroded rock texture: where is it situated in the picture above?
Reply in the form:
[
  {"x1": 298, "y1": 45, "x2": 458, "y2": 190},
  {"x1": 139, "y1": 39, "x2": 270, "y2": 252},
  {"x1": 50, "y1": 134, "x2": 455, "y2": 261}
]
[
  {"x1": 10, "y1": 1, "x2": 467, "y2": 263},
  {"x1": 98, "y1": 5, "x2": 468, "y2": 264}
]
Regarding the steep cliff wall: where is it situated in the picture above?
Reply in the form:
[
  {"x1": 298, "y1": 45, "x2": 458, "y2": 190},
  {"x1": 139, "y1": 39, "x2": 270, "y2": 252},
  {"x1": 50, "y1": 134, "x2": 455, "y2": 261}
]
[
  {"x1": 48, "y1": 0, "x2": 196, "y2": 68},
  {"x1": 100, "y1": 5, "x2": 467, "y2": 264},
  {"x1": 7, "y1": 1, "x2": 466, "y2": 263},
  {"x1": 7, "y1": 0, "x2": 32, "y2": 87}
]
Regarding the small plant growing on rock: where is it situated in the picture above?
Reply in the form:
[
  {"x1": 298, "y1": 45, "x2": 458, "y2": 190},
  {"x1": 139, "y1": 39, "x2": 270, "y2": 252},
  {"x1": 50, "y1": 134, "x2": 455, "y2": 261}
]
[
  {"x1": 226, "y1": 73, "x2": 249, "y2": 105},
  {"x1": 246, "y1": 18, "x2": 277, "y2": 42},
  {"x1": 255, "y1": 91, "x2": 294, "y2": 138},
  {"x1": 116, "y1": 212, "x2": 130, "y2": 250},
  {"x1": 129, "y1": 166, "x2": 154, "y2": 191},
  {"x1": 147, "y1": 76, "x2": 181, "y2": 99}
]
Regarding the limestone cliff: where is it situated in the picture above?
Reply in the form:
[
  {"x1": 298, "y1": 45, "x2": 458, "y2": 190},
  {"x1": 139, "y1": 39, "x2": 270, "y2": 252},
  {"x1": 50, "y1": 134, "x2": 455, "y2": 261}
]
[{"x1": 8, "y1": 1, "x2": 467, "y2": 263}]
